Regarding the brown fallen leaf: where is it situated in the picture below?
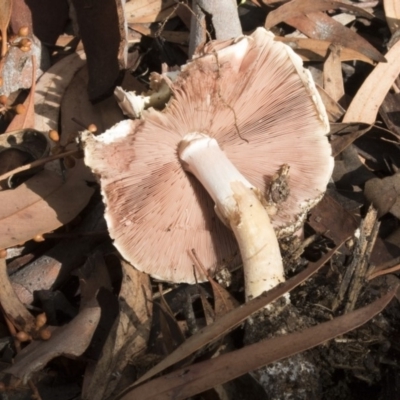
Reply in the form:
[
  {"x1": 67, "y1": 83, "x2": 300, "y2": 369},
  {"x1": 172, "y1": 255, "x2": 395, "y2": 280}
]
[
  {"x1": 0, "y1": 259, "x2": 35, "y2": 332},
  {"x1": 285, "y1": 12, "x2": 385, "y2": 63},
  {"x1": 308, "y1": 193, "x2": 359, "y2": 245},
  {"x1": 129, "y1": 24, "x2": 189, "y2": 45},
  {"x1": 364, "y1": 172, "x2": 400, "y2": 218},
  {"x1": 4, "y1": 303, "x2": 101, "y2": 382},
  {"x1": 130, "y1": 242, "x2": 343, "y2": 387},
  {"x1": 118, "y1": 290, "x2": 396, "y2": 400},
  {"x1": 265, "y1": 0, "x2": 373, "y2": 30},
  {"x1": 0, "y1": 168, "x2": 94, "y2": 250},
  {"x1": 384, "y1": 0, "x2": 400, "y2": 34},
  {"x1": 34, "y1": 51, "x2": 86, "y2": 136},
  {"x1": 343, "y1": 38, "x2": 400, "y2": 124},
  {"x1": 330, "y1": 122, "x2": 371, "y2": 156},
  {"x1": 124, "y1": 0, "x2": 178, "y2": 24},
  {"x1": 10, "y1": 201, "x2": 107, "y2": 305},
  {"x1": 81, "y1": 258, "x2": 152, "y2": 400},
  {"x1": 323, "y1": 44, "x2": 344, "y2": 103},
  {"x1": 76, "y1": 252, "x2": 114, "y2": 309},
  {"x1": 275, "y1": 36, "x2": 375, "y2": 64},
  {"x1": 316, "y1": 84, "x2": 345, "y2": 122},
  {"x1": 380, "y1": 92, "x2": 400, "y2": 137},
  {"x1": 191, "y1": 249, "x2": 238, "y2": 317},
  {"x1": 60, "y1": 66, "x2": 124, "y2": 136}
]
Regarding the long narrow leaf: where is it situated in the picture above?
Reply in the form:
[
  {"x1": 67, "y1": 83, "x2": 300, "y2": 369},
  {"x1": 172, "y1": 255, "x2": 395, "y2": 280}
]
[{"x1": 118, "y1": 289, "x2": 396, "y2": 400}]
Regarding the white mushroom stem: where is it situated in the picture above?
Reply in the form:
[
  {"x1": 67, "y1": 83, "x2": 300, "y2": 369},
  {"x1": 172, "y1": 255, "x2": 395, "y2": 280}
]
[{"x1": 179, "y1": 132, "x2": 285, "y2": 301}]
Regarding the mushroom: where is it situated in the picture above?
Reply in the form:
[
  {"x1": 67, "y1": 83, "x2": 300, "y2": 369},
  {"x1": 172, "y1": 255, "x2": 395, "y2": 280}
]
[{"x1": 81, "y1": 28, "x2": 333, "y2": 300}]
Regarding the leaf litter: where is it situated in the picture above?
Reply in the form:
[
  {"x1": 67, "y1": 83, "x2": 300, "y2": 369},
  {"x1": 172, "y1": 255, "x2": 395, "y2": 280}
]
[{"x1": 0, "y1": 1, "x2": 400, "y2": 399}]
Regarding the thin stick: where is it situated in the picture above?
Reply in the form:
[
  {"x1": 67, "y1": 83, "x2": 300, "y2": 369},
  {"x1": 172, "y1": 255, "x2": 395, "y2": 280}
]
[
  {"x1": 0, "y1": 148, "x2": 81, "y2": 182},
  {"x1": 367, "y1": 263, "x2": 400, "y2": 280}
]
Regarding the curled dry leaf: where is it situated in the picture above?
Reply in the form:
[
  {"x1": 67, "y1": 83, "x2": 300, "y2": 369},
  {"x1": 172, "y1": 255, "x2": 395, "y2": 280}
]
[
  {"x1": 265, "y1": 0, "x2": 374, "y2": 30},
  {"x1": 82, "y1": 258, "x2": 152, "y2": 400},
  {"x1": 384, "y1": 0, "x2": 400, "y2": 34},
  {"x1": 343, "y1": 38, "x2": 400, "y2": 125},
  {"x1": 316, "y1": 84, "x2": 345, "y2": 122},
  {"x1": 329, "y1": 122, "x2": 372, "y2": 156},
  {"x1": 0, "y1": 259, "x2": 35, "y2": 332},
  {"x1": 5, "y1": 305, "x2": 101, "y2": 383},
  {"x1": 276, "y1": 36, "x2": 375, "y2": 64},
  {"x1": 0, "y1": 169, "x2": 94, "y2": 249},
  {"x1": 131, "y1": 242, "x2": 343, "y2": 388},
  {"x1": 118, "y1": 290, "x2": 396, "y2": 400},
  {"x1": 285, "y1": 12, "x2": 385, "y2": 63}
]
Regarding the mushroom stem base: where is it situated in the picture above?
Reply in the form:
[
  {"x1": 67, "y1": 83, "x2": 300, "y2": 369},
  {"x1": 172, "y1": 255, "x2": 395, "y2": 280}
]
[
  {"x1": 179, "y1": 133, "x2": 285, "y2": 301},
  {"x1": 229, "y1": 182, "x2": 285, "y2": 301}
]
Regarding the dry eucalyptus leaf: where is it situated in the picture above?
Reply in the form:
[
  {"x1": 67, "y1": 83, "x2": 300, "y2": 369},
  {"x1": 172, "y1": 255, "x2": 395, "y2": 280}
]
[
  {"x1": 380, "y1": 92, "x2": 400, "y2": 136},
  {"x1": 364, "y1": 173, "x2": 400, "y2": 218},
  {"x1": 285, "y1": 12, "x2": 385, "y2": 63},
  {"x1": 384, "y1": 0, "x2": 400, "y2": 34},
  {"x1": 343, "y1": 38, "x2": 400, "y2": 124},
  {"x1": 323, "y1": 44, "x2": 344, "y2": 102},
  {"x1": 76, "y1": 252, "x2": 113, "y2": 310},
  {"x1": 34, "y1": 51, "x2": 86, "y2": 136},
  {"x1": 119, "y1": 290, "x2": 396, "y2": 400},
  {"x1": 265, "y1": 0, "x2": 373, "y2": 30},
  {"x1": 330, "y1": 122, "x2": 371, "y2": 156},
  {"x1": 0, "y1": 259, "x2": 35, "y2": 332},
  {"x1": 0, "y1": 169, "x2": 94, "y2": 249},
  {"x1": 61, "y1": 66, "x2": 124, "y2": 136},
  {"x1": 276, "y1": 36, "x2": 375, "y2": 64},
  {"x1": 5, "y1": 303, "x2": 101, "y2": 382},
  {"x1": 316, "y1": 84, "x2": 345, "y2": 122},
  {"x1": 82, "y1": 259, "x2": 152, "y2": 400},
  {"x1": 124, "y1": 0, "x2": 177, "y2": 24},
  {"x1": 129, "y1": 24, "x2": 189, "y2": 45},
  {"x1": 308, "y1": 193, "x2": 359, "y2": 244}
]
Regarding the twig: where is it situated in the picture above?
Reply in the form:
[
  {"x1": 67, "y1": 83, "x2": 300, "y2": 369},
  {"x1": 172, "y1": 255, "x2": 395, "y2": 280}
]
[
  {"x1": 332, "y1": 206, "x2": 379, "y2": 312},
  {"x1": 0, "y1": 148, "x2": 81, "y2": 182},
  {"x1": 367, "y1": 263, "x2": 400, "y2": 281}
]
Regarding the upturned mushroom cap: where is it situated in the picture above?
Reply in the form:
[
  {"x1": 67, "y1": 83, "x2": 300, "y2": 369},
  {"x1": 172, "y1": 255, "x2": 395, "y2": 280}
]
[{"x1": 82, "y1": 28, "x2": 333, "y2": 284}]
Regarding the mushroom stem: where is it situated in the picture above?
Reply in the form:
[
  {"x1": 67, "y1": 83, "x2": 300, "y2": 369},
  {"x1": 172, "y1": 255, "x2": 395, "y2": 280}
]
[{"x1": 179, "y1": 132, "x2": 285, "y2": 300}]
